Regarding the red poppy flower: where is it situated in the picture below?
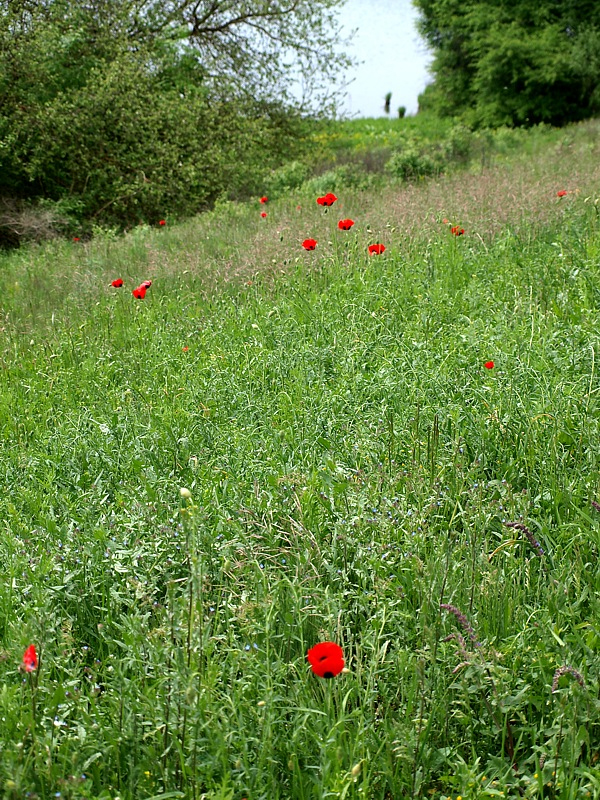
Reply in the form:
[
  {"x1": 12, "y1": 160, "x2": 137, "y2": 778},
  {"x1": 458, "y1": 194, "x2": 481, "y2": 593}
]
[
  {"x1": 132, "y1": 286, "x2": 147, "y2": 299},
  {"x1": 307, "y1": 641, "x2": 344, "y2": 679},
  {"x1": 451, "y1": 226, "x2": 465, "y2": 236},
  {"x1": 317, "y1": 193, "x2": 337, "y2": 207},
  {"x1": 556, "y1": 190, "x2": 567, "y2": 198},
  {"x1": 73, "y1": 237, "x2": 81, "y2": 242},
  {"x1": 23, "y1": 644, "x2": 38, "y2": 673},
  {"x1": 261, "y1": 212, "x2": 267, "y2": 218},
  {"x1": 140, "y1": 280, "x2": 152, "y2": 289},
  {"x1": 302, "y1": 238, "x2": 317, "y2": 250},
  {"x1": 182, "y1": 346, "x2": 189, "y2": 352},
  {"x1": 260, "y1": 196, "x2": 268, "y2": 204},
  {"x1": 111, "y1": 278, "x2": 124, "y2": 288},
  {"x1": 338, "y1": 219, "x2": 355, "y2": 231},
  {"x1": 442, "y1": 218, "x2": 449, "y2": 225},
  {"x1": 368, "y1": 243, "x2": 385, "y2": 255},
  {"x1": 158, "y1": 219, "x2": 166, "y2": 226},
  {"x1": 484, "y1": 360, "x2": 495, "y2": 369}
]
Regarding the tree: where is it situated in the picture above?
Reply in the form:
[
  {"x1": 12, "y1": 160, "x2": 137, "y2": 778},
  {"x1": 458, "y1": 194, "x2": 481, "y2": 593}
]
[
  {"x1": 0, "y1": 0, "x2": 351, "y2": 237},
  {"x1": 414, "y1": 0, "x2": 600, "y2": 126}
]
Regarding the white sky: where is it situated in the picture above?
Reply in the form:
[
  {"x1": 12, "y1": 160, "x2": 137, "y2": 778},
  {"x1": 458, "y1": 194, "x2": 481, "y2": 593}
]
[{"x1": 337, "y1": 0, "x2": 433, "y2": 118}]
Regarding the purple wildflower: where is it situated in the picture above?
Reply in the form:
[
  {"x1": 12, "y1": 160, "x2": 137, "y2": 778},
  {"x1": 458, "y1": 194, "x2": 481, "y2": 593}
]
[
  {"x1": 552, "y1": 665, "x2": 585, "y2": 693},
  {"x1": 440, "y1": 603, "x2": 480, "y2": 646},
  {"x1": 591, "y1": 500, "x2": 600, "y2": 513},
  {"x1": 504, "y1": 521, "x2": 544, "y2": 557}
]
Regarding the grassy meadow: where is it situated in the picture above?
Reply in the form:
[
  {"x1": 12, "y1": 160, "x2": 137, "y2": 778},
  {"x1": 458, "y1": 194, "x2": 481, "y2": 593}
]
[{"x1": 1, "y1": 117, "x2": 600, "y2": 800}]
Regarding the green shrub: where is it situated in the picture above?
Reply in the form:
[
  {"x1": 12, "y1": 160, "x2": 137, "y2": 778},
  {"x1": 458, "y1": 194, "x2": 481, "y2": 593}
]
[
  {"x1": 384, "y1": 146, "x2": 439, "y2": 181},
  {"x1": 442, "y1": 123, "x2": 476, "y2": 161},
  {"x1": 264, "y1": 161, "x2": 311, "y2": 196},
  {"x1": 303, "y1": 163, "x2": 374, "y2": 195}
]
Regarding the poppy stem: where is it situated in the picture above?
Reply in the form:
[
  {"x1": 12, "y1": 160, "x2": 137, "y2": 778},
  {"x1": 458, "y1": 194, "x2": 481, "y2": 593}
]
[{"x1": 28, "y1": 671, "x2": 36, "y2": 737}]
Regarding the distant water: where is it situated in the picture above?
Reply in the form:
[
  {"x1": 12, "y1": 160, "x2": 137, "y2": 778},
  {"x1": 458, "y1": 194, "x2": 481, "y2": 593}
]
[{"x1": 337, "y1": 0, "x2": 432, "y2": 118}]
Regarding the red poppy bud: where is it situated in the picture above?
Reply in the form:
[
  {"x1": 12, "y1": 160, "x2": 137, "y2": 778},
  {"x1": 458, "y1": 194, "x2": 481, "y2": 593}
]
[
  {"x1": 23, "y1": 644, "x2": 38, "y2": 672},
  {"x1": 338, "y1": 219, "x2": 355, "y2": 231},
  {"x1": 307, "y1": 642, "x2": 344, "y2": 679},
  {"x1": 484, "y1": 360, "x2": 495, "y2": 369},
  {"x1": 368, "y1": 243, "x2": 385, "y2": 255},
  {"x1": 302, "y1": 238, "x2": 317, "y2": 250},
  {"x1": 111, "y1": 278, "x2": 124, "y2": 288}
]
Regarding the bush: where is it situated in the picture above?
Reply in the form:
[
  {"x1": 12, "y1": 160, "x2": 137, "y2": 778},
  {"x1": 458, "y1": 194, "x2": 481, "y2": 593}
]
[
  {"x1": 2, "y1": 51, "x2": 310, "y2": 228},
  {"x1": 384, "y1": 146, "x2": 439, "y2": 181},
  {"x1": 264, "y1": 161, "x2": 311, "y2": 196},
  {"x1": 442, "y1": 124, "x2": 476, "y2": 161}
]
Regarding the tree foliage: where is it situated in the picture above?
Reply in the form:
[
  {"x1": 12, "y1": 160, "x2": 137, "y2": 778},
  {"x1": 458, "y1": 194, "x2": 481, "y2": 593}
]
[
  {"x1": 414, "y1": 0, "x2": 600, "y2": 126},
  {"x1": 0, "y1": 0, "x2": 349, "y2": 236}
]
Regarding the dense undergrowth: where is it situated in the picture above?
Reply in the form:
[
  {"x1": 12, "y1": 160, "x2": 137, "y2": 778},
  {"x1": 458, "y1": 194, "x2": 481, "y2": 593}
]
[{"x1": 0, "y1": 118, "x2": 599, "y2": 799}]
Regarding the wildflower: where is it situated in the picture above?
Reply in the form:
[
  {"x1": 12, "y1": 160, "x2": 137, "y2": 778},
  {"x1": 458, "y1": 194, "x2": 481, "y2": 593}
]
[
  {"x1": 182, "y1": 346, "x2": 189, "y2": 352},
  {"x1": 261, "y1": 212, "x2": 267, "y2": 218},
  {"x1": 368, "y1": 243, "x2": 385, "y2": 255},
  {"x1": 317, "y1": 193, "x2": 337, "y2": 207},
  {"x1": 158, "y1": 219, "x2": 166, "y2": 226},
  {"x1": 111, "y1": 279, "x2": 124, "y2": 288},
  {"x1": 260, "y1": 196, "x2": 268, "y2": 204},
  {"x1": 591, "y1": 500, "x2": 600, "y2": 513},
  {"x1": 504, "y1": 521, "x2": 544, "y2": 557},
  {"x1": 440, "y1": 603, "x2": 480, "y2": 645},
  {"x1": 140, "y1": 280, "x2": 152, "y2": 289},
  {"x1": 302, "y1": 238, "x2": 317, "y2": 251},
  {"x1": 556, "y1": 190, "x2": 567, "y2": 198},
  {"x1": 442, "y1": 218, "x2": 449, "y2": 225},
  {"x1": 451, "y1": 225, "x2": 465, "y2": 236},
  {"x1": 552, "y1": 665, "x2": 585, "y2": 693},
  {"x1": 484, "y1": 360, "x2": 494, "y2": 369},
  {"x1": 73, "y1": 237, "x2": 81, "y2": 242},
  {"x1": 23, "y1": 644, "x2": 38, "y2": 672},
  {"x1": 307, "y1": 641, "x2": 345, "y2": 679},
  {"x1": 338, "y1": 219, "x2": 355, "y2": 230},
  {"x1": 132, "y1": 285, "x2": 147, "y2": 299},
  {"x1": 180, "y1": 488, "x2": 192, "y2": 499},
  {"x1": 443, "y1": 632, "x2": 469, "y2": 659}
]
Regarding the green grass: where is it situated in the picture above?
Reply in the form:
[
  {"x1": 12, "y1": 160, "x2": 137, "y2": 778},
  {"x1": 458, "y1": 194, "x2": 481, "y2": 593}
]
[{"x1": 0, "y1": 120, "x2": 599, "y2": 800}]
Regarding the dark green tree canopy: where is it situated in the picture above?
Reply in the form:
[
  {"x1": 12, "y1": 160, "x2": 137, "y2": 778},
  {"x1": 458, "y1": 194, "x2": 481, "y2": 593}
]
[{"x1": 414, "y1": 0, "x2": 600, "y2": 126}]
